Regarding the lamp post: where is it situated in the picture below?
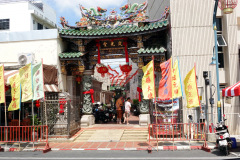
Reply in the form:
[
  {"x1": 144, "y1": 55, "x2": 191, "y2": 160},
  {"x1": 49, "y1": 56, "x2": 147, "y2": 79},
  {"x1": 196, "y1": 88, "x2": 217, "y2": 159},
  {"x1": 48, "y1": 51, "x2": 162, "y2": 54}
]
[
  {"x1": 212, "y1": 0, "x2": 221, "y2": 123},
  {"x1": 211, "y1": 0, "x2": 238, "y2": 122}
]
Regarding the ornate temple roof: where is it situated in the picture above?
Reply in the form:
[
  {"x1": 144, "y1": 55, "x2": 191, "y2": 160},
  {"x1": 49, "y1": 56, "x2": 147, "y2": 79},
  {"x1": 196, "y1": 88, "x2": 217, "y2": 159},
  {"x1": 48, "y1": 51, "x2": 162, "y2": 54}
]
[
  {"x1": 137, "y1": 47, "x2": 166, "y2": 54},
  {"x1": 59, "y1": 52, "x2": 85, "y2": 59},
  {"x1": 59, "y1": 19, "x2": 169, "y2": 38}
]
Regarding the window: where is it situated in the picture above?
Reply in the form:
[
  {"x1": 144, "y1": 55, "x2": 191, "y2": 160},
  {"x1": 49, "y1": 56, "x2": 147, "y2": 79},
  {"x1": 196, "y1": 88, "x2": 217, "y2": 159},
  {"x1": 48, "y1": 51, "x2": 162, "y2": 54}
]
[
  {"x1": 33, "y1": 20, "x2": 35, "y2": 24},
  {"x1": 37, "y1": 23, "x2": 43, "y2": 30},
  {"x1": 216, "y1": 18, "x2": 222, "y2": 33},
  {"x1": 216, "y1": 18, "x2": 226, "y2": 68},
  {"x1": 217, "y1": 35, "x2": 227, "y2": 46},
  {"x1": 0, "y1": 19, "x2": 10, "y2": 30},
  {"x1": 218, "y1": 47, "x2": 224, "y2": 68}
]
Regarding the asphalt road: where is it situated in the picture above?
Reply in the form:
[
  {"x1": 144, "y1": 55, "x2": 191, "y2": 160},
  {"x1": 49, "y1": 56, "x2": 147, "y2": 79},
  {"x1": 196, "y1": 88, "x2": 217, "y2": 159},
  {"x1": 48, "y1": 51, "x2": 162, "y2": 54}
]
[{"x1": 0, "y1": 150, "x2": 239, "y2": 160}]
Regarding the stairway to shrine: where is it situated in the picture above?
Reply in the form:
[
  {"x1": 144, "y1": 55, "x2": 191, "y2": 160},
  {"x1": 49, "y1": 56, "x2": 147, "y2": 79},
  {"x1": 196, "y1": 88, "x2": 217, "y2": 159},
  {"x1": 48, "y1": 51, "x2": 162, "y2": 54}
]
[{"x1": 120, "y1": 129, "x2": 148, "y2": 142}]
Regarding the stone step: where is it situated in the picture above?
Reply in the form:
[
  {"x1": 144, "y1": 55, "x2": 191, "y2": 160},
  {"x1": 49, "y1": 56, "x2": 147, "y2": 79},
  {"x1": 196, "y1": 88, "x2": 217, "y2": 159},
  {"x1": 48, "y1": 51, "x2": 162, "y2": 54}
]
[
  {"x1": 121, "y1": 135, "x2": 148, "y2": 138},
  {"x1": 123, "y1": 132, "x2": 148, "y2": 135}
]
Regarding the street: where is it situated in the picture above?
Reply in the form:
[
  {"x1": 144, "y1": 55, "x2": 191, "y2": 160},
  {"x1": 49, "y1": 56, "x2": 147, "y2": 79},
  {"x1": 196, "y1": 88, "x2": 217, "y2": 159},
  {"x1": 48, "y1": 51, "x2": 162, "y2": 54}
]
[{"x1": 0, "y1": 150, "x2": 239, "y2": 160}]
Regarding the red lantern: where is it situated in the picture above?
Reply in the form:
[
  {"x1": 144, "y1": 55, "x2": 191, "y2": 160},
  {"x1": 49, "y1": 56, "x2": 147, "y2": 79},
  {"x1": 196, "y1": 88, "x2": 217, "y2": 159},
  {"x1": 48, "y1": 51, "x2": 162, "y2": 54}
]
[
  {"x1": 76, "y1": 76, "x2": 82, "y2": 84},
  {"x1": 35, "y1": 100, "x2": 40, "y2": 108},
  {"x1": 97, "y1": 66, "x2": 109, "y2": 77},
  {"x1": 218, "y1": 0, "x2": 238, "y2": 14},
  {"x1": 120, "y1": 64, "x2": 132, "y2": 75}
]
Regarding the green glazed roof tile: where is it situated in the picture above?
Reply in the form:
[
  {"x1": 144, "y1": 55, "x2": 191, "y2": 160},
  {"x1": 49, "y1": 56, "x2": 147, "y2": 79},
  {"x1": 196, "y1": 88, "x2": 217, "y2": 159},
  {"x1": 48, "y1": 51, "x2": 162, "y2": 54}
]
[
  {"x1": 60, "y1": 20, "x2": 169, "y2": 37},
  {"x1": 59, "y1": 52, "x2": 85, "y2": 58},
  {"x1": 137, "y1": 47, "x2": 166, "y2": 54}
]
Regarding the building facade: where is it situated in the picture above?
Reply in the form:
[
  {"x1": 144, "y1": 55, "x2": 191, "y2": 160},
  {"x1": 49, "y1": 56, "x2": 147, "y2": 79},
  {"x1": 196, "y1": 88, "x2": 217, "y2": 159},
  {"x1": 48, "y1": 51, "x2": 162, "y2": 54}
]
[{"x1": 129, "y1": 0, "x2": 240, "y2": 134}]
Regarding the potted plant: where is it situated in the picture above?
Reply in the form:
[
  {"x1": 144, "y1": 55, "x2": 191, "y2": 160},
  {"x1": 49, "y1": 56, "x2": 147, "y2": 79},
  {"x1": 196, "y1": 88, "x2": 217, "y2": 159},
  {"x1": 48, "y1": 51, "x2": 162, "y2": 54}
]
[{"x1": 30, "y1": 115, "x2": 42, "y2": 139}]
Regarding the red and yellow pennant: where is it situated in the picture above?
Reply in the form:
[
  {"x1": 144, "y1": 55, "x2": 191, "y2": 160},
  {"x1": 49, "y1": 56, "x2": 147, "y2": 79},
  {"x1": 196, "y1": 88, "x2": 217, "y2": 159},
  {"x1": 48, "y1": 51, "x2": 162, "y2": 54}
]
[
  {"x1": 184, "y1": 66, "x2": 200, "y2": 108},
  {"x1": 172, "y1": 59, "x2": 182, "y2": 99},
  {"x1": 158, "y1": 58, "x2": 172, "y2": 99},
  {"x1": 142, "y1": 60, "x2": 155, "y2": 99},
  {"x1": 8, "y1": 74, "x2": 21, "y2": 111},
  {"x1": 19, "y1": 63, "x2": 33, "y2": 102}
]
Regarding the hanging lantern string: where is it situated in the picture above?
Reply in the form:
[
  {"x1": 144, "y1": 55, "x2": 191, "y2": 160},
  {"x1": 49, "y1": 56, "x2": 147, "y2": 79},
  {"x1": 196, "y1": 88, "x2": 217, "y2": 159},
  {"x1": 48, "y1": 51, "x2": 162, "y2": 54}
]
[
  {"x1": 115, "y1": 70, "x2": 125, "y2": 85},
  {"x1": 123, "y1": 69, "x2": 139, "y2": 86},
  {"x1": 108, "y1": 65, "x2": 119, "y2": 75},
  {"x1": 107, "y1": 72, "x2": 114, "y2": 79},
  {"x1": 119, "y1": 72, "x2": 129, "y2": 86},
  {"x1": 108, "y1": 65, "x2": 120, "y2": 86}
]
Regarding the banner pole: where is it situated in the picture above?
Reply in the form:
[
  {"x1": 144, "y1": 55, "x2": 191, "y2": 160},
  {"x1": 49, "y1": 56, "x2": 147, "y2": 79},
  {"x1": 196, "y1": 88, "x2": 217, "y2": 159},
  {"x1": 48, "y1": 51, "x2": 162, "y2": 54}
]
[
  {"x1": 3, "y1": 64, "x2": 8, "y2": 151},
  {"x1": 152, "y1": 55, "x2": 158, "y2": 151},
  {"x1": 31, "y1": 63, "x2": 35, "y2": 149},
  {"x1": 171, "y1": 58, "x2": 174, "y2": 150}
]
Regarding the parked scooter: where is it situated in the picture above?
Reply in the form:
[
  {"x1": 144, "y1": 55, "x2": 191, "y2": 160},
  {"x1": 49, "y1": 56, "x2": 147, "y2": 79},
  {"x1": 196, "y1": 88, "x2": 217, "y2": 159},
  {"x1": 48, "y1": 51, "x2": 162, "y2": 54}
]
[{"x1": 215, "y1": 117, "x2": 232, "y2": 156}]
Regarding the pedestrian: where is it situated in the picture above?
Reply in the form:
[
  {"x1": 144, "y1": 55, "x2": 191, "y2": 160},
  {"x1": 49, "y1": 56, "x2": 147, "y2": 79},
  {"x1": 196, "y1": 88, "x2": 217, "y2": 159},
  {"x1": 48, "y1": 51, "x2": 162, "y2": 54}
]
[
  {"x1": 116, "y1": 97, "x2": 123, "y2": 124},
  {"x1": 124, "y1": 97, "x2": 131, "y2": 125}
]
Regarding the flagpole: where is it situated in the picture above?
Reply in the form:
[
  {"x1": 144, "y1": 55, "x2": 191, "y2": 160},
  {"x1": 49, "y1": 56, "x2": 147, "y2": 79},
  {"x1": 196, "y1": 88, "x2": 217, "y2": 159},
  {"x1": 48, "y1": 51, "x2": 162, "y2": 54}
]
[
  {"x1": 152, "y1": 55, "x2": 158, "y2": 151},
  {"x1": 18, "y1": 84, "x2": 21, "y2": 151},
  {"x1": 41, "y1": 59, "x2": 45, "y2": 101},
  {"x1": 31, "y1": 63, "x2": 35, "y2": 149},
  {"x1": 171, "y1": 58, "x2": 175, "y2": 150},
  {"x1": 3, "y1": 64, "x2": 8, "y2": 151}
]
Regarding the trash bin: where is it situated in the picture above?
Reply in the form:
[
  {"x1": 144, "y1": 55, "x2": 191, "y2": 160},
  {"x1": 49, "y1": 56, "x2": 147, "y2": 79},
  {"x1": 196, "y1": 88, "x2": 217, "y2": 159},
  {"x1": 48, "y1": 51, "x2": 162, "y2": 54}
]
[{"x1": 230, "y1": 137, "x2": 237, "y2": 149}]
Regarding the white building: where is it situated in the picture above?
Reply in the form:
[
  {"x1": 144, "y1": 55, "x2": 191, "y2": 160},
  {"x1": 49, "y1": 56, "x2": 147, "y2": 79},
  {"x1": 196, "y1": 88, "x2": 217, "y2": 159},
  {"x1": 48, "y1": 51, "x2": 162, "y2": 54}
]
[
  {"x1": 0, "y1": 0, "x2": 56, "y2": 31},
  {"x1": 0, "y1": 0, "x2": 66, "y2": 91}
]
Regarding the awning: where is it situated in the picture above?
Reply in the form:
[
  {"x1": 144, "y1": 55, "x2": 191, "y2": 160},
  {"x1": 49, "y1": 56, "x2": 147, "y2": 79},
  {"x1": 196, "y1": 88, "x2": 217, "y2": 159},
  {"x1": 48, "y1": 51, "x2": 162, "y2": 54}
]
[
  {"x1": 222, "y1": 81, "x2": 240, "y2": 97},
  {"x1": 4, "y1": 70, "x2": 19, "y2": 85},
  {"x1": 44, "y1": 84, "x2": 60, "y2": 92}
]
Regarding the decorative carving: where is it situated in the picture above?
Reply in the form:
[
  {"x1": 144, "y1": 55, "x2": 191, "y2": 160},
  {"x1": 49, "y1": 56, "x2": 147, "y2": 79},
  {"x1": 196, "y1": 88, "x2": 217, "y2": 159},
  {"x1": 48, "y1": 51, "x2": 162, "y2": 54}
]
[
  {"x1": 82, "y1": 73, "x2": 93, "y2": 114},
  {"x1": 138, "y1": 70, "x2": 149, "y2": 114},
  {"x1": 137, "y1": 35, "x2": 143, "y2": 48},
  {"x1": 143, "y1": 35, "x2": 152, "y2": 41}
]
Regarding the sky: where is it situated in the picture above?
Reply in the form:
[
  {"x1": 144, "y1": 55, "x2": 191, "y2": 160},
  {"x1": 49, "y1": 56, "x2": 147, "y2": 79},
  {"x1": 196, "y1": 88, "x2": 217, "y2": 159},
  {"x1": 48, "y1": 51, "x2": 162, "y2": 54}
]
[{"x1": 45, "y1": 0, "x2": 128, "y2": 27}]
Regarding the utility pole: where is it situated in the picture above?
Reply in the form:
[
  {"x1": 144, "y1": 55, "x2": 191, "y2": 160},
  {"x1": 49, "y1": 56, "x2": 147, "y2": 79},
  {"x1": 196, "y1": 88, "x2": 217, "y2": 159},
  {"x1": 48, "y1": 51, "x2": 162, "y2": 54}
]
[
  {"x1": 209, "y1": 71, "x2": 214, "y2": 126},
  {"x1": 203, "y1": 71, "x2": 209, "y2": 133}
]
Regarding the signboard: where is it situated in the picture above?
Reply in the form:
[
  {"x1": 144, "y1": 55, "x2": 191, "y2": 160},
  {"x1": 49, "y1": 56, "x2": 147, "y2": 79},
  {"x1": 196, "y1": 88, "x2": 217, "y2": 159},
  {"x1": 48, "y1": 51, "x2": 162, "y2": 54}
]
[
  {"x1": 151, "y1": 98, "x2": 180, "y2": 124},
  {"x1": 100, "y1": 39, "x2": 124, "y2": 49}
]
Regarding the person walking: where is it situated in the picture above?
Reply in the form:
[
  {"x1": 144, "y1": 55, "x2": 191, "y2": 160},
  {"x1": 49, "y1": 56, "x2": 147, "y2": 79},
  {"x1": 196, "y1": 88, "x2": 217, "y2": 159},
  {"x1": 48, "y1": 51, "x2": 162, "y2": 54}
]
[
  {"x1": 116, "y1": 97, "x2": 123, "y2": 124},
  {"x1": 124, "y1": 97, "x2": 131, "y2": 125}
]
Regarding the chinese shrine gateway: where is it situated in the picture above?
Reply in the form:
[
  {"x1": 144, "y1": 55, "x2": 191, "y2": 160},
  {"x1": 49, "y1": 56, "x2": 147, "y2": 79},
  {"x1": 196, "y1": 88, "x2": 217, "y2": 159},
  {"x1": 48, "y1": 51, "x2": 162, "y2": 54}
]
[{"x1": 58, "y1": 1, "x2": 172, "y2": 125}]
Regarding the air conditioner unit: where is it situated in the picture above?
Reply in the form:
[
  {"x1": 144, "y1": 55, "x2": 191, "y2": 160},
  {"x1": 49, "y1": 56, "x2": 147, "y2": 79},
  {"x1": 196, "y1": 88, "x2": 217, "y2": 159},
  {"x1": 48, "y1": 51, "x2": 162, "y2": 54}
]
[{"x1": 18, "y1": 53, "x2": 35, "y2": 66}]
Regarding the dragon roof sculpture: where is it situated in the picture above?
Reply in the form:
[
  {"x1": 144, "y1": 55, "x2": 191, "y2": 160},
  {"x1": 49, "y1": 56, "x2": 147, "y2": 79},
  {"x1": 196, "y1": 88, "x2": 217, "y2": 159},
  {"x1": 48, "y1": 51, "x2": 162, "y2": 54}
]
[{"x1": 60, "y1": 1, "x2": 170, "y2": 29}]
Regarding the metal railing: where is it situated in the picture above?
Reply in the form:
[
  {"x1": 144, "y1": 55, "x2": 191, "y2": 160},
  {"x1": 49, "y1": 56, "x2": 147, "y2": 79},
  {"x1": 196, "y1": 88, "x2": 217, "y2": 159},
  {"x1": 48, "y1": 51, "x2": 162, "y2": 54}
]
[{"x1": 0, "y1": 125, "x2": 51, "y2": 153}]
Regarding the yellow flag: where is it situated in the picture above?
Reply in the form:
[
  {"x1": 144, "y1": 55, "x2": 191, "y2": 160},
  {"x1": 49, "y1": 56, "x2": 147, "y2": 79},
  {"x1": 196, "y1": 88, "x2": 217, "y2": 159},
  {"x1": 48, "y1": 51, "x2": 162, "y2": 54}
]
[
  {"x1": 8, "y1": 74, "x2": 21, "y2": 111},
  {"x1": 142, "y1": 60, "x2": 155, "y2": 99},
  {"x1": 19, "y1": 63, "x2": 32, "y2": 102},
  {"x1": 172, "y1": 60, "x2": 182, "y2": 98},
  {"x1": 0, "y1": 65, "x2": 5, "y2": 104},
  {"x1": 184, "y1": 66, "x2": 200, "y2": 108}
]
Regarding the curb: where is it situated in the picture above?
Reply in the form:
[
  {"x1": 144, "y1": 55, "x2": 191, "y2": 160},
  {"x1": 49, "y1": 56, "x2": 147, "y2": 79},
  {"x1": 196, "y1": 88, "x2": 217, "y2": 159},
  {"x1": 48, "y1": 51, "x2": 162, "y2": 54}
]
[{"x1": 20, "y1": 145, "x2": 216, "y2": 151}]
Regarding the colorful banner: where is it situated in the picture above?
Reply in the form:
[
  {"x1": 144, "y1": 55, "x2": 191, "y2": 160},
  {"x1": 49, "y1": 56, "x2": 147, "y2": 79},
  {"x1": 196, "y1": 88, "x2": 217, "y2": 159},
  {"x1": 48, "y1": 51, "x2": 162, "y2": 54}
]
[
  {"x1": 0, "y1": 65, "x2": 5, "y2": 104},
  {"x1": 172, "y1": 59, "x2": 182, "y2": 99},
  {"x1": 8, "y1": 74, "x2": 21, "y2": 111},
  {"x1": 32, "y1": 62, "x2": 44, "y2": 100},
  {"x1": 184, "y1": 66, "x2": 200, "y2": 108},
  {"x1": 151, "y1": 98, "x2": 179, "y2": 124},
  {"x1": 158, "y1": 58, "x2": 172, "y2": 99},
  {"x1": 142, "y1": 60, "x2": 155, "y2": 99},
  {"x1": 19, "y1": 63, "x2": 33, "y2": 102}
]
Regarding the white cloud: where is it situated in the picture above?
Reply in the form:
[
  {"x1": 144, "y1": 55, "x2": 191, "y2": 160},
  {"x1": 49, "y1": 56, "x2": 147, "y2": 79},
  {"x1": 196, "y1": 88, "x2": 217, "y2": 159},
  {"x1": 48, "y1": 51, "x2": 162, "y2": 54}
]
[{"x1": 46, "y1": 0, "x2": 127, "y2": 18}]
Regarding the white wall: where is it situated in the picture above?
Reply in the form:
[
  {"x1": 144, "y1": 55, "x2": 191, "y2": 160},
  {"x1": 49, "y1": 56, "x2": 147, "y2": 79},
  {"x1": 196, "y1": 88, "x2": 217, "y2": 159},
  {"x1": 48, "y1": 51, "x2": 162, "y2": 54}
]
[
  {"x1": 170, "y1": 0, "x2": 240, "y2": 134},
  {"x1": 0, "y1": 29, "x2": 60, "y2": 66},
  {"x1": 0, "y1": 1, "x2": 56, "y2": 32}
]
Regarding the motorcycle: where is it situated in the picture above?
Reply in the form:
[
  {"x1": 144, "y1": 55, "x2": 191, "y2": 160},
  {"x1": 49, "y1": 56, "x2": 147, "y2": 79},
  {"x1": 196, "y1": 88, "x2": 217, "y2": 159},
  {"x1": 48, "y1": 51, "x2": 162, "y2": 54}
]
[{"x1": 215, "y1": 118, "x2": 232, "y2": 156}]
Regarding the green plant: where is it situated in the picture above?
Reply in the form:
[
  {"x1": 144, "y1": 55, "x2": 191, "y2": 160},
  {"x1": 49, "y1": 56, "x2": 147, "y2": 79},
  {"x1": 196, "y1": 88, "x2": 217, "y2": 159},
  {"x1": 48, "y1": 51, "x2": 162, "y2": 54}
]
[
  {"x1": 30, "y1": 114, "x2": 42, "y2": 126},
  {"x1": 132, "y1": 99, "x2": 139, "y2": 106}
]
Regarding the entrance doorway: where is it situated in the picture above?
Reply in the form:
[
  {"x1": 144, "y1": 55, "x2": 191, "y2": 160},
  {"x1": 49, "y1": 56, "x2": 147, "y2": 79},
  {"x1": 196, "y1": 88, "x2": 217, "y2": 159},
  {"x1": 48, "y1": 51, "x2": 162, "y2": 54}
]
[{"x1": 92, "y1": 59, "x2": 140, "y2": 125}]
